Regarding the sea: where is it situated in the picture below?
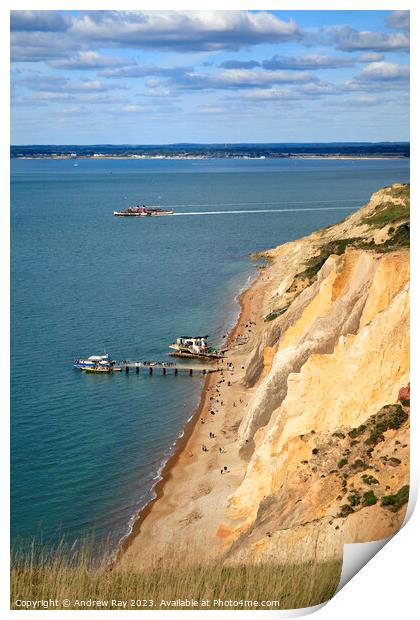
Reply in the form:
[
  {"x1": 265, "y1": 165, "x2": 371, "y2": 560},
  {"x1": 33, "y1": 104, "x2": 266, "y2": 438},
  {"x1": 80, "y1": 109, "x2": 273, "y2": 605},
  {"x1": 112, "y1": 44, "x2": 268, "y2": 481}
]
[{"x1": 10, "y1": 157, "x2": 409, "y2": 553}]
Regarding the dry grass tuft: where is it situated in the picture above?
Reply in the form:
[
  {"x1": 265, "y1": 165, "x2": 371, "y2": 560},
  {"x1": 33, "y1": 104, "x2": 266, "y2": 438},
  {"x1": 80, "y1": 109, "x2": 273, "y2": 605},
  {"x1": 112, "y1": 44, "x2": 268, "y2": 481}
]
[{"x1": 11, "y1": 540, "x2": 342, "y2": 610}]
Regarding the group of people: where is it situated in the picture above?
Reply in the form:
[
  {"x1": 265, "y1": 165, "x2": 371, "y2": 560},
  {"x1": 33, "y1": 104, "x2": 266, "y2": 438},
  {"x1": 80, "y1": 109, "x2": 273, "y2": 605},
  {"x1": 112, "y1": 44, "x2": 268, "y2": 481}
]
[
  {"x1": 196, "y1": 370, "x2": 233, "y2": 473},
  {"x1": 197, "y1": 356, "x2": 245, "y2": 476},
  {"x1": 126, "y1": 204, "x2": 147, "y2": 214}
]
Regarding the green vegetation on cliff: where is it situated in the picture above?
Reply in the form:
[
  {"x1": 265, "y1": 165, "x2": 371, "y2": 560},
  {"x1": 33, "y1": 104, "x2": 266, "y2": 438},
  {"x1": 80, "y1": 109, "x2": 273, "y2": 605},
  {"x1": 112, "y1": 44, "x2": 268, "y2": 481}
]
[
  {"x1": 381, "y1": 485, "x2": 410, "y2": 512},
  {"x1": 295, "y1": 184, "x2": 410, "y2": 288},
  {"x1": 264, "y1": 184, "x2": 409, "y2": 321},
  {"x1": 363, "y1": 184, "x2": 410, "y2": 228}
]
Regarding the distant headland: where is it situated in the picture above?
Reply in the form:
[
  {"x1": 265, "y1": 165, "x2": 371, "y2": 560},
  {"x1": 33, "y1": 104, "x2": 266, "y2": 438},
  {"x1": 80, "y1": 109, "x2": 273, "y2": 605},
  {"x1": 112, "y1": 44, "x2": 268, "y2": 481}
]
[{"x1": 10, "y1": 142, "x2": 409, "y2": 160}]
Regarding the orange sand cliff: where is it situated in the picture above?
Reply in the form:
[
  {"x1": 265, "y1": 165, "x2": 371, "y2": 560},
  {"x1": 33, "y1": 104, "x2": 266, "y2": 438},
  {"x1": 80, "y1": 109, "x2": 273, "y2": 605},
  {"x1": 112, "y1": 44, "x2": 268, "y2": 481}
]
[{"x1": 118, "y1": 183, "x2": 410, "y2": 570}]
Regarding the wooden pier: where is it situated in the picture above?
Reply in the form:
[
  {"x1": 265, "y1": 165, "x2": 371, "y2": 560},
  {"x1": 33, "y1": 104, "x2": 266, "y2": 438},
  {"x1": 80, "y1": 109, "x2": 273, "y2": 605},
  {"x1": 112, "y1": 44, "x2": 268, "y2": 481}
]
[{"x1": 113, "y1": 361, "x2": 226, "y2": 376}]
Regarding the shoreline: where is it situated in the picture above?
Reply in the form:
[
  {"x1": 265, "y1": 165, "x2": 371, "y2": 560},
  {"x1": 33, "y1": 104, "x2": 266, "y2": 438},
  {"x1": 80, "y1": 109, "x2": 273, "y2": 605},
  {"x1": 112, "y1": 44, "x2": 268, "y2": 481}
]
[
  {"x1": 114, "y1": 258, "x2": 272, "y2": 570},
  {"x1": 12, "y1": 155, "x2": 408, "y2": 161},
  {"x1": 115, "y1": 270, "x2": 259, "y2": 564},
  {"x1": 116, "y1": 371, "x2": 213, "y2": 561}
]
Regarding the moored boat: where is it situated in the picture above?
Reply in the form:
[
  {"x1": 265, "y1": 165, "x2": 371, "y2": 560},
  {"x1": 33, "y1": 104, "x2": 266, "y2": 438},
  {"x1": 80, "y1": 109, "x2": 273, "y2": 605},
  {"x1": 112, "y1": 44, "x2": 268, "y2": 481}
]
[
  {"x1": 73, "y1": 354, "x2": 115, "y2": 371},
  {"x1": 169, "y1": 336, "x2": 223, "y2": 360}
]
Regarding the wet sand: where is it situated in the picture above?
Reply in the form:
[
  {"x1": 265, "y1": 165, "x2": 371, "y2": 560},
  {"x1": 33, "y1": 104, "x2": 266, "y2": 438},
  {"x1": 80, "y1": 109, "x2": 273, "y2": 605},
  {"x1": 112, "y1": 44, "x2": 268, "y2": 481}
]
[{"x1": 117, "y1": 266, "x2": 274, "y2": 570}]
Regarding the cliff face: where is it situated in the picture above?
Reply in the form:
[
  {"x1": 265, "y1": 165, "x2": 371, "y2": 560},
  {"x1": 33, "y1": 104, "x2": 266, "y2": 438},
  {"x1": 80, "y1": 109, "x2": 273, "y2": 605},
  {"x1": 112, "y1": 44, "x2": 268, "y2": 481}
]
[{"x1": 218, "y1": 184, "x2": 410, "y2": 563}]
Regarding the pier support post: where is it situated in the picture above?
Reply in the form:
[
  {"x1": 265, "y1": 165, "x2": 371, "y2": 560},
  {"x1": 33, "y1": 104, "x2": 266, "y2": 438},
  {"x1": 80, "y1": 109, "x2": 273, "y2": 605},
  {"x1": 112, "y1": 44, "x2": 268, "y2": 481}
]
[
  {"x1": 174, "y1": 367, "x2": 178, "y2": 375},
  {"x1": 136, "y1": 366, "x2": 139, "y2": 374},
  {"x1": 125, "y1": 366, "x2": 129, "y2": 374},
  {"x1": 163, "y1": 367, "x2": 166, "y2": 375},
  {"x1": 189, "y1": 368, "x2": 193, "y2": 376},
  {"x1": 149, "y1": 367, "x2": 153, "y2": 375}
]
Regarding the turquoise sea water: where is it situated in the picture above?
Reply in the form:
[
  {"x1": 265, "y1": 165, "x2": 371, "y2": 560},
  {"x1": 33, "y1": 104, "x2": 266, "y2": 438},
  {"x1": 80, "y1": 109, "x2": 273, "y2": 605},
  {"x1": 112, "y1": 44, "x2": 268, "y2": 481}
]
[{"x1": 11, "y1": 157, "x2": 409, "y2": 552}]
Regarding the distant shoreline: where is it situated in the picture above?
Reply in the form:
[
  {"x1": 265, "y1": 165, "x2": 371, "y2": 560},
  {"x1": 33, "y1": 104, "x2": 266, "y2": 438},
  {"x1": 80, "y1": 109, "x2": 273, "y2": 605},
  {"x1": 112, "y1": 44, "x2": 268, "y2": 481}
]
[
  {"x1": 12, "y1": 155, "x2": 408, "y2": 161},
  {"x1": 11, "y1": 141, "x2": 410, "y2": 161}
]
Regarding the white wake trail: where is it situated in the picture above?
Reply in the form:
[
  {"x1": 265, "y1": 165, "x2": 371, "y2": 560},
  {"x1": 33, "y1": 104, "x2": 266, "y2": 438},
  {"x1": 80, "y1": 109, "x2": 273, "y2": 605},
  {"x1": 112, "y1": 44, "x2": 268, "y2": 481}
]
[
  {"x1": 173, "y1": 206, "x2": 356, "y2": 217},
  {"x1": 169, "y1": 198, "x2": 364, "y2": 209}
]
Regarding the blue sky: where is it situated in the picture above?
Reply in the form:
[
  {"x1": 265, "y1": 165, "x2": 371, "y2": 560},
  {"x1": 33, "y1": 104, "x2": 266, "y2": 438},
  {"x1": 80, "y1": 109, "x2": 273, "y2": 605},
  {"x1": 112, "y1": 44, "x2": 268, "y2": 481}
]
[{"x1": 10, "y1": 10, "x2": 410, "y2": 144}]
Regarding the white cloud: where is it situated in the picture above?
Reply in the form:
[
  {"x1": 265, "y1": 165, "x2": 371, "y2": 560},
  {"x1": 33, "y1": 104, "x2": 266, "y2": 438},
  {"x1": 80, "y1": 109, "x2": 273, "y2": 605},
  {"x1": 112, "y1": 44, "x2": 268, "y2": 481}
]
[
  {"x1": 198, "y1": 105, "x2": 226, "y2": 114},
  {"x1": 357, "y1": 52, "x2": 384, "y2": 63},
  {"x1": 11, "y1": 11, "x2": 302, "y2": 62},
  {"x1": 66, "y1": 79, "x2": 118, "y2": 93},
  {"x1": 344, "y1": 61, "x2": 409, "y2": 93},
  {"x1": 170, "y1": 68, "x2": 318, "y2": 91},
  {"x1": 29, "y1": 92, "x2": 128, "y2": 104},
  {"x1": 217, "y1": 68, "x2": 313, "y2": 86},
  {"x1": 242, "y1": 87, "x2": 298, "y2": 100},
  {"x1": 70, "y1": 10, "x2": 301, "y2": 52},
  {"x1": 358, "y1": 61, "x2": 409, "y2": 81},
  {"x1": 146, "y1": 88, "x2": 171, "y2": 98},
  {"x1": 262, "y1": 53, "x2": 355, "y2": 70},
  {"x1": 18, "y1": 74, "x2": 124, "y2": 94},
  {"x1": 11, "y1": 30, "x2": 79, "y2": 62},
  {"x1": 240, "y1": 80, "x2": 337, "y2": 100},
  {"x1": 386, "y1": 11, "x2": 409, "y2": 32},
  {"x1": 122, "y1": 104, "x2": 147, "y2": 113},
  {"x1": 337, "y1": 30, "x2": 409, "y2": 52},
  {"x1": 48, "y1": 51, "x2": 133, "y2": 71},
  {"x1": 11, "y1": 10, "x2": 69, "y2": 32},
  {"x1": 314, "y1": 26, "x2": 409, "y2": 53}
]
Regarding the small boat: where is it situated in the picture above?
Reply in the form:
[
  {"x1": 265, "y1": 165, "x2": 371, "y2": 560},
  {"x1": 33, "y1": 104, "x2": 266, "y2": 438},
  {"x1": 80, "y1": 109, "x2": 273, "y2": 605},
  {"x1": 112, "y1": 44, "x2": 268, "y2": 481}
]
[
  {"x1": 73, "y1": 354, "x2": 115, "y2": 371},
  {"x1": 113, "y1": 205, "x2": 175, "y2": 217}
]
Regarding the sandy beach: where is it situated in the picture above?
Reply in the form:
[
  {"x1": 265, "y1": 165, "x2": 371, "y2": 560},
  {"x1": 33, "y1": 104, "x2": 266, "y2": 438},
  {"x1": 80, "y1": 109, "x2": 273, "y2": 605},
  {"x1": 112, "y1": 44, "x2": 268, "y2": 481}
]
[{"x1": 117, "y1": 264, "x2": 275, "y2": 570}]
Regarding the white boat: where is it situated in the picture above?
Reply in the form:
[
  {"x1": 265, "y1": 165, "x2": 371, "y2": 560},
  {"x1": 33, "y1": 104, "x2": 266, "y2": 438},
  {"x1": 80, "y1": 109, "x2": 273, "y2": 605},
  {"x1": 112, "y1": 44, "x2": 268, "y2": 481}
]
[
  {"x1": 73, "y1": 354, "x2": 114, "y2": 371},
  {"x1": 169, "y1": 336, "x2": 223, "y2": 359}
]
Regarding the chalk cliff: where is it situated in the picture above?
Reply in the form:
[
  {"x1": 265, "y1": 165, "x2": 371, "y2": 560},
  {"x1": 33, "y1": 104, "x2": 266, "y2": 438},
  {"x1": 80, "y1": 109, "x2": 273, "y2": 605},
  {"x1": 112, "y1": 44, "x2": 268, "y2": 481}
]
[{"x1": 218, "y1": 183, "x2": 410, "y2": 563}]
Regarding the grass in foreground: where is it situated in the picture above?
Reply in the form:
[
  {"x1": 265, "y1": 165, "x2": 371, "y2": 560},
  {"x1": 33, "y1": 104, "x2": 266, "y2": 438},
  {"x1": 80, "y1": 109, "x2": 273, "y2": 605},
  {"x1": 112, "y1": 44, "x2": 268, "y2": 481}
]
[{"x1": 11, "y1": 542, "x2": 342, "y2": 610}]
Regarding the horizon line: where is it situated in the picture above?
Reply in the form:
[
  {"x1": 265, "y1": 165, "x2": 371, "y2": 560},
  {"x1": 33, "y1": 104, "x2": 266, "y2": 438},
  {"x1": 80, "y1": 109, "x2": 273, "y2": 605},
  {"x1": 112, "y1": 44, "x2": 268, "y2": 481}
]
[{"x1": 11, "y1": 141, "x2": 410, "y2": 147}]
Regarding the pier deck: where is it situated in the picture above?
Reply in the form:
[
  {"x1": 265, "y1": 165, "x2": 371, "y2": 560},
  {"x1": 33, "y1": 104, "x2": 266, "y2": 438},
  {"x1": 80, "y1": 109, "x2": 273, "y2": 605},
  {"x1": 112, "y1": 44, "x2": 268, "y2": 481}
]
[{"x1": 113, "y1": 361, "x2": 227, "y2": 375}]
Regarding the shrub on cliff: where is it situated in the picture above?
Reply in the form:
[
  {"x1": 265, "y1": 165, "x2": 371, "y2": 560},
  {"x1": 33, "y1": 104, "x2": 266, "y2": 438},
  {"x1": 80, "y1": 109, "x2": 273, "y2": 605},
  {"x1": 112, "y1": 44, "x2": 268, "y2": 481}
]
[
  {"x1": 362, "y1": 491, "x2": 378, "y2": 507},
  {"x1": 365, "y1": 405, "x2": 408, "y2": 446},
  {"x1": 381, "y1": 485, "x2": 409, "y2": 512}
]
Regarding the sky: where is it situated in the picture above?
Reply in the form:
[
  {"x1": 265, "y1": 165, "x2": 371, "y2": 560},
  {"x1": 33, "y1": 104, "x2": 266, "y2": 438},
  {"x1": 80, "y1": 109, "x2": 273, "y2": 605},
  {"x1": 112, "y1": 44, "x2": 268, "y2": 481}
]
[{"x1": 10, "y1": 10, "x2": 410, "y2": 144}]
